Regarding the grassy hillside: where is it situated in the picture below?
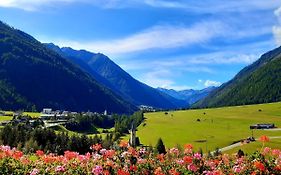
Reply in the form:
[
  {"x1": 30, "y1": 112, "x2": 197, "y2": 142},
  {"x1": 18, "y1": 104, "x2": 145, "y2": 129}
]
[
  {"x1": 135, "y1": 102, "x2": 281, "y2": 153},
  {"x1": 194, "y1": 46, "x2": 281, "y2": 108}
]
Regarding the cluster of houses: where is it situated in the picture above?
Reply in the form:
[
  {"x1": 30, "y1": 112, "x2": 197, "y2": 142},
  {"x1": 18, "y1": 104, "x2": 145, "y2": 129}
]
[
  {"x1": 139, "y1": 105, "x2": 156, "y2": 112},
  {"x1": 41, "y1": 108, "x2": 109, "y2": 119},
  {"x1": 40, "y1": 108, "x2": 77, "y2": 120},
  {"x1": 0, "y1": 108, "x2": 111, "y2": 128}
]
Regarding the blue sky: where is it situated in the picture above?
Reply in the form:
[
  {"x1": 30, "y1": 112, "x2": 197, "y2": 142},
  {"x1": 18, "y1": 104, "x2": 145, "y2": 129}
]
[{"x1": 0, "y1": 0, "x2": 281, "y2": 90}]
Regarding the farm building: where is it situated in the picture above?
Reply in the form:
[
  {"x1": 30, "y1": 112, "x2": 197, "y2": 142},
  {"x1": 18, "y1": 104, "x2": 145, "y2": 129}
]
[{"x1": 250, "y1": 123, "x2": 275, "y2": 129}]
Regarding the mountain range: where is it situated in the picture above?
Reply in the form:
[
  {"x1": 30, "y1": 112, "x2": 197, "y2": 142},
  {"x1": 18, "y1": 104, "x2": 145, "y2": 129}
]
[
  {"x1": 157, "y1": 86, "x2": 216, "y2": 105},
  {"x1": 1, "y1": 19, "x2": 281, "y2": 113},
  {"x1": 45, "y1": 43, "x2": 187, "y2": 109}
]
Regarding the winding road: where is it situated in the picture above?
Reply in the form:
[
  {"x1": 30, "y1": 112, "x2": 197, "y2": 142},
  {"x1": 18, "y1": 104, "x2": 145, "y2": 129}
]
[{"x1": 211, "y1": 136, "x2": 281, "y2": 154}]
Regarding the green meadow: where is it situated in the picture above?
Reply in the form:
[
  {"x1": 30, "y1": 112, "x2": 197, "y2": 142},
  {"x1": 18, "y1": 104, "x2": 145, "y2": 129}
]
[{"x1": 135, "y1": 102, "x2": 281, "y2": 153}]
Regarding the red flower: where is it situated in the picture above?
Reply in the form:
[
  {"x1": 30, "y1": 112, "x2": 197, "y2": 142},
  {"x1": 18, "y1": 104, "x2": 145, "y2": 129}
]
[
  {"x1": 274, "y1": 165, "x2": 281, "y2": 171},
  {"x1": 183, "y1": 156, "x2": 193, "y2": 164},
  {"x1": 13, "y1": 150, "x2": 23, "y2": 160},
  {"x1": 64, "y1": 151, "x2": 78, "y2": 160},
  {"x1": 157, "y1": 154, "x2": 165, "y2": 162},
  {"x1": 254, "y1": 161, "x2": 265, "y2": 172},
  {"x1": 259, "y1": 135, "x2": 270, "y2": 142},
  {"x1": 129, "y1": 165, "x2": 138, "y2": 172},
  {"x1": 154, "y1": 167, "x2": 165, "y2": 175},
  {"x1": 184, "y1": 144, "x2": 193, "y2": 150},
  {"x1": 91, "y1": 144, "x2": 102, "y2": 151},
  {"x1": 169, "y1": 168, "x2": 180, "y2": 175},
  {"x1": 36, "y1": 150, "x2": 44, "y2": 157},
  {"x1": 117, "y1": 169, "x2": 130, "y2": 175}
]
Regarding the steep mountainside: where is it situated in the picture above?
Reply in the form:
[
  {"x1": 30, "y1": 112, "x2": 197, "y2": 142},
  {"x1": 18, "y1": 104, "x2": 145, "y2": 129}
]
[
  {"x1": 194, "y1": 46, "x2": 281, "y2": 108},
  {"x1": 46, "y1": 44, "x2": 186, "y2": 109},
  {"x1": 157, "y1": 86, "x2": 216, "y2": 105},
  {"x1": 0, "y1": 21, "x2": 135, "y2": 113}
]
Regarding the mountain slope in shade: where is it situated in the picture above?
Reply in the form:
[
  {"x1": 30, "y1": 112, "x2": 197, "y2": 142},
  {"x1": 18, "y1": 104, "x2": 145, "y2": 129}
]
[
  {"x1": 157, "y1": 86, "x2": 216, "y2": 105},
  {"x1": 46, "y1": 44, "x2": 186, "y2": 109},
  {"x1": 0, "y1": 21, "x2": 135, "y2": 113},
  {"x1": 194, "y1": 46, "x2": 281, "y2": 108}
]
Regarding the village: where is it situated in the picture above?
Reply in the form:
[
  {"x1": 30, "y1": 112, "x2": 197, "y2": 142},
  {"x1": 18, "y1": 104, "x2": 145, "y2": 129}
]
[{"x1": 0, "y1": 108, "x2": 111, "y2": 129}]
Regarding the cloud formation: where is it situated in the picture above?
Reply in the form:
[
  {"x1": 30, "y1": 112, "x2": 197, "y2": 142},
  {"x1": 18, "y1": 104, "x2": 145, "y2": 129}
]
[
  {"x1": 0, "y1": 0, "x2": 76, "y2": 11},
  {"x1": 51, "y1": 21, "x2": 225, "y2": 55},
  {"x1": 139, "y1": 69, "x2": 192, "y2": 90},
  {"x1": 1, "y1": 0, "x2": 280, "y2": 12},
  {"x1": 273, "y1": 7, "x2": 281, "y2": 46},
  {"x1": 204, "y1": 80, "x2": 221, "y2": 87}
]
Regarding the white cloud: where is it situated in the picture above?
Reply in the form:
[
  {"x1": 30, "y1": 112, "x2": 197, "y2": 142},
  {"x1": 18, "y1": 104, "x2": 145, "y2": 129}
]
[
  {"x1": 0, "y1": 0, "x2": 76, "y2": 11},
  {"x1": 1, "y1": 0, "x2": 280, "y2": 12},
  {"x1": 136, "y1": 68, "x2": 193, "y2": 90},
  {"x1": 204, "y1": 80, "x2": 221, "y2": 87},
  {"x1": 143, "y1": 0, "x2": 185, "y2": 8},
  {"x1": 273, "y1": 26, "x2": 281, "y2": 46},
  {"x1": 188, "y1": 53, "x2": 259, "y2": 65},
  {"x1": 48, "y1": 21, "x2": 225, "y2": 55},
  {"x1": 273, "y1": 6, "x2": 281, "y2": 46}
]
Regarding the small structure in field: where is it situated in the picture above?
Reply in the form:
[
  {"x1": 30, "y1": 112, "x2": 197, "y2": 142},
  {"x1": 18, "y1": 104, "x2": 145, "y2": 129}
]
[
  {"x1": 250, "y1": 123, "x2": 275, "y2": 129},
  {"x1": 42, "y1": 108, "x2": 53, "y2": 114},
  {"x1": 129, "y1": 123, "x2": 136, "y2": 147}
]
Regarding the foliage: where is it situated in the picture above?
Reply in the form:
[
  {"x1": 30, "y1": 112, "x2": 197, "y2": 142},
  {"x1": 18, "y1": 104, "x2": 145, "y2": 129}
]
[
  {"x1": 156, "y1": 138, "x2": 166, "y2": 154},
  {"x1": 114, "y1": 111, "x2": 144, "y2": 135},
  {"x1": 65, "y1": 113, "x2": 114, "y2": 134},
  {"x1": 0, "y1": 124, "x2": 100, "y2": 154}
]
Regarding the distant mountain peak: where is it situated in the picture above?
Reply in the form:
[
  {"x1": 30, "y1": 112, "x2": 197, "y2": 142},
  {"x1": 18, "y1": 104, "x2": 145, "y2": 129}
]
[{"x1": 157, "y1": 87, "x2": 216, "y2": 105}]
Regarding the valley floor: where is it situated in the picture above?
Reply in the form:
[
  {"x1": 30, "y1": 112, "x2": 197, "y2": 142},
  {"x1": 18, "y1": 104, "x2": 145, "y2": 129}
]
[{"x1": 134, "y1": 102, "x2": 281, "y2": 154}]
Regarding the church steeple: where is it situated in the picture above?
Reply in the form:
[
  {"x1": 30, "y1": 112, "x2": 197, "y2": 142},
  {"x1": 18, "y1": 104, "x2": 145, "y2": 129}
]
[{"x1": 129, "y1": 122, "x2": 136, "y2": 147}]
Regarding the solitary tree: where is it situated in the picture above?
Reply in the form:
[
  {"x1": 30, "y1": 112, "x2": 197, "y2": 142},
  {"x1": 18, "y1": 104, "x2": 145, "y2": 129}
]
[{"x1": 156, "y1": 138, "x2": 166, "y2": 154}]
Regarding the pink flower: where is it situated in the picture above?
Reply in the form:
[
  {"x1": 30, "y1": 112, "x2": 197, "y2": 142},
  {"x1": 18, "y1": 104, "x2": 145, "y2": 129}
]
[
  {"x1": 169, "y1": 148, "x2": 179, "y2": 155},
  {"x1": 55, "y1": 166, "x2": 65, "y2": 172},
  {"x1": 193, "y1": 153, "x2": 202, "y2": 159},
  {"x1": 233, "y1": 165, "x2": 242, "y2": 173},
  {"x1": 100, "y1": 149, "x2": 107, "y2": 155},
  {"x1": 30, "y1": 168, "x2": 39, "y2": 175},
  {"x1": 263, "y1": 147, "x2": 271, "y2": 155},
  {"x1": 92, "y1": 165, "x2": 103, "y2": 175},
  {"x1": 176, "y1": 159, "x2": 184, "y2": 165},
  {"x1": 272, "y1": 149, "x2": 281, "y2": 156},
  {"x1": 188, "y1": 164, "x2": 198, "y2": 172}
]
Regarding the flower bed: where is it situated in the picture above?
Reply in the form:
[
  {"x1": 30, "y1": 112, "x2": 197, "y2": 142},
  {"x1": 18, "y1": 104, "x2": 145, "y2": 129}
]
[{"x1": 0, "y1": 137, "x2": 280, "y2": 174}]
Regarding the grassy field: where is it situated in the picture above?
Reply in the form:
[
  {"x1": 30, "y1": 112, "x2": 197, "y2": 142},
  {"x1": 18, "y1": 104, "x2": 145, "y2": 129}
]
[
  {"x1": 0, "y1": 116, "x2": 13, "y2": 121},
  {"x1": 134, "y1": 102, "x2": 281, "y2": 153},
  {"x1": 1, "y1": 111, "x2": 41, "y2": 118},
  {"x1": 23, "y1": 112, "x2": 41, "y2": 118}
]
